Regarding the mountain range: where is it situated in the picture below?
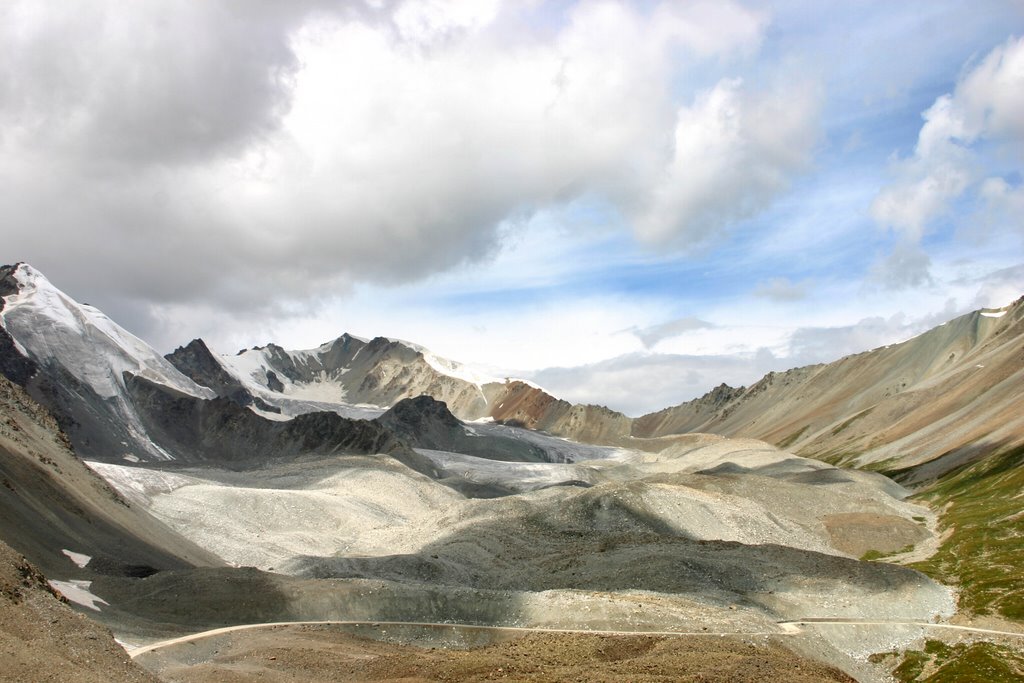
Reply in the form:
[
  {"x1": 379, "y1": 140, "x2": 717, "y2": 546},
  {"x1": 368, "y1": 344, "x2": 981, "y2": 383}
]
[{"x1": 0, "y1": 260, "x2": 1022, "y2": 682}]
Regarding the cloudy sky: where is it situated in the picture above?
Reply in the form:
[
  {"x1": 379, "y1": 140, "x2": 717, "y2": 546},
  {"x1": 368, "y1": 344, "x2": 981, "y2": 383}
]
[{"x1": 3, "y1": 1, "x2": 1023, "y2": 415}]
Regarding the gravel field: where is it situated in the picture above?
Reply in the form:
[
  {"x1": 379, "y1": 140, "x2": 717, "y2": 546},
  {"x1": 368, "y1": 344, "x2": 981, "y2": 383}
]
[{"x1": 83, "y1": 436, "x2": 960, "y2": 682}]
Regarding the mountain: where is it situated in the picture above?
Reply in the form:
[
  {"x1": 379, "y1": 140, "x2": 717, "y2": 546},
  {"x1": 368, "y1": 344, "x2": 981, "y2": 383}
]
[
  {"x1": 469, "y1": 298, "x2": 1024, "y2": 485},
  {"x1": 5, "y1": 262, "x2": 1021, "y2": 486},
  {"x1": 169, "y1": 333, "x2": 502, "y2": 420},
  {"x1": 0, "y1": 263, "x2": 214, "y2": 462},
  {"x1": 0, "y1": 372, "x2": 221, "y2": 580},
  {"x1": 633, "y1": 297, "x2": 1024, "y2": 483}
]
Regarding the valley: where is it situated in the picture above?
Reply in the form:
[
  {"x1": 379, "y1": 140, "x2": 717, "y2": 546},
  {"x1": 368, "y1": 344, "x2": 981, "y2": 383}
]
[{"x1": 1, "y1": 262, "x2": 1023, "y2": 682}]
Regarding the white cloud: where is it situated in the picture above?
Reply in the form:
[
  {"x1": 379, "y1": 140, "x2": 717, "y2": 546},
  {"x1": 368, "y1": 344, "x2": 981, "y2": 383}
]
[
  {"x1": 629, "y1": 317, "x2": 716, "y2": 349},
  {"x1": 956, "y1": 34, "x2": 1024, "y2": 141},
  {"x1": 633, "y1": 77, "x2": 821, "y2": 245},
  {"x1": 0, "y1": 0, "x2": 817, "y2": 342},
  {"x1": 528, "y1": 351, "x2": 779, "y2": 416},
  {"x1": 962, "y1": 262, "x2": 1024, "y2": 309},
  {"x1": 871, "y1": 35, "x2": 1024, "y2": 283},
  {"x1": 869, "y1": 241, "x2": 934, "y2": 290},
  {"x1": 393, "y1": 0, "x2": 501, "y2": 45},
  {"x1": 974, "y1": 176, "x2": 1024, "y2": 240},
  {"x1": 649, "y1": 0, "x2": 766, "y2": 58}
]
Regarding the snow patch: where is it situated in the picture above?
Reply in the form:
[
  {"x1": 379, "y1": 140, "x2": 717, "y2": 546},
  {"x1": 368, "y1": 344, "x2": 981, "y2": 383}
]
[
  {"x1": 422, "y1": 351, "x2": 499, "y2": 389},
  {"x1": 219, "y1": 347, "x2": 277, "y2": 393},
  {"x1": 61, "y1": 549, "x2": 91, "y2": 568},
  {"x1": 219, "y1": 347, "x2": 351, "y2": 403},
  {"x1": 981, "y1": 310, "x2": 1007, "y2": 318},
  {"x1": 48, "y1": 579, "x2": 108, "y2": 611}
]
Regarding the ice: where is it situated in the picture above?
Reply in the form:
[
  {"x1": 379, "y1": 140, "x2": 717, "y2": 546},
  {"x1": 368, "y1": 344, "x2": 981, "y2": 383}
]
[
  {"x1": 1, "y1": 264, "x2": 212, "y2": 401},
  {"x1": 219, "y1": 347, "x2": 351, "y2": 403},
  {"x1": 416, "y1": 448, "x2": 603, "y2": 492},
  {"x1": 87, "y1": 461, "x2": 204, "y2": 506}
]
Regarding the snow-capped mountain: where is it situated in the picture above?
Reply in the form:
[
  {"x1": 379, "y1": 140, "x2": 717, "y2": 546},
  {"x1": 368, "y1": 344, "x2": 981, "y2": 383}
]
[
  {"x1": 166, "y1": 330, "x2": 513, "y2": 423},
  {"x1": 0, "y1": 263, "x2": 214, "y2": 461},
  {"x1": 0, "y1": 263, "x2": 554, "y2": 464},
  {"x1": 0, "y1": 264, "x2": 210, "y2": 400},
  {"x1": 2, "y1": 261, "x2": 1022, "y2": 483}
]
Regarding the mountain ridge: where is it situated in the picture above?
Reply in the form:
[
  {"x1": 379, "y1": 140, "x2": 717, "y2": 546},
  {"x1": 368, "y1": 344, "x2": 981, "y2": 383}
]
[{"x1": 2, "y1": 262, "x2": 1022, "y2": 486}]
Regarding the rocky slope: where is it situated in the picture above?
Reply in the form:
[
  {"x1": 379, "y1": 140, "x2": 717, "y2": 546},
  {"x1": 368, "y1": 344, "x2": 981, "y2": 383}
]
[
  {"x1": 123, "y1": 374, "x2": 433, "y2": 473},
  {"x1": 0, "y1": 373, "x2": 220, "y2": 580},
  {"x1": 0, "y1": 538, "x2": 159, "y2": 683},
  {"x1": 632, "y1": 297, "x2": 1024, "y2": 482},
  {"x1": 476, "y1": 299, "x2": 1024, "y2": 483},
  {"x1": 377, "y1": 395, "x2": 550, "y2": 463}
]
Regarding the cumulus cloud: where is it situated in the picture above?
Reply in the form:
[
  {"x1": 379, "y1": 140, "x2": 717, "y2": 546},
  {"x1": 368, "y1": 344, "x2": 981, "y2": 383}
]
[
  {"x1": 0, "y1": 0, "x2": 820, "y2": 341},
  {"x1": 869, "y1": 242, "x2": 934, "y2": 290},
  {"x1": 633, "y1": 77, "x2": 821, "y2": 245},
  {"x1": 871, "y1": 35, "x2": 1024, "y2": 285},
  {"x1": 0, "y1": 2, "x2": 307, "y2": 166}
]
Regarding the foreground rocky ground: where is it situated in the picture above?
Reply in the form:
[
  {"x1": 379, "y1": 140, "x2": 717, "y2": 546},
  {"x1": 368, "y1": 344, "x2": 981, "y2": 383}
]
[
  {"x1": 136, "y1": 624, "x2": 856, "y2": 683},
  {"x1": 0, "y1": 539, "x2": 157, "y2": 683}
]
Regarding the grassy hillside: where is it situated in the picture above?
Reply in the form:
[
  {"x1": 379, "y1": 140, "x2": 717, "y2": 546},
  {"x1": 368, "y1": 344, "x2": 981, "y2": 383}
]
[{"x1": 907, "y1": 444, "x2": 1024, "y2": 620}]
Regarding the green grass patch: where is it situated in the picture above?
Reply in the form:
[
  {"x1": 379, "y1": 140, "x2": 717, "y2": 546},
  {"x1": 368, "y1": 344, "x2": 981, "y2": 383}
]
[
  {"x1": 777, "y1": 424, "x2": 809, "y2": 450},
  {"x1": 910, "y1": 444, "x2": 1024, "y2": 619},
  {"x1": 884, "y1": 640, "x2": 1024, "y2": 682},
  {"x1": 861, "y1": 544, "x2": 916, "y2": 562},
  {"x1": 811, "y1": 448, "x2": 863, "y2": 467},
  {"x1": 861, "y1": 455, "x2": 901, "y2": 473},
  {"x1": 829, "y1": 406, "x2": 875, "y2": 437}
]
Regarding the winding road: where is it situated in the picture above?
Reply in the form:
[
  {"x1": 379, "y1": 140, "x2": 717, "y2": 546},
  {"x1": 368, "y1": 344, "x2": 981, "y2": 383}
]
[{"x1": 127, "y1": 618, "x2": 1024, "y2": 658}]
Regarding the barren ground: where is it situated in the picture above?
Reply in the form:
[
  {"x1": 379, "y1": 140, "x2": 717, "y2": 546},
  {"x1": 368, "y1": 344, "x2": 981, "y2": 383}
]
[{"x1": 136, "y1": 624, "x2": 856, "y2": 683}]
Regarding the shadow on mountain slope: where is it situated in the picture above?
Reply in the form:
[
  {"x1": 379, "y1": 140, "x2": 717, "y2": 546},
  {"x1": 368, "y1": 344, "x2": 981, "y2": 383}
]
[
  {"x1": 378, "y1": 395, "x2": 551, "y2": 463},
  {"x1": 0, "y1": 539, "x2": 159, "y2": 683},
  {"x1": 0, "y1": 375, "x2": 221, "y2": 581},
  {"x1": 124, "y1": 374, "x2": 440, "y2": 477}
]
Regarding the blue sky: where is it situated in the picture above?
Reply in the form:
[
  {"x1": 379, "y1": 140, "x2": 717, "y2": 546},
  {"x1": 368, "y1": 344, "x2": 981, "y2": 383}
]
[{"x1": 3, "y1": 1, "x2": 1023, "y2": 414}]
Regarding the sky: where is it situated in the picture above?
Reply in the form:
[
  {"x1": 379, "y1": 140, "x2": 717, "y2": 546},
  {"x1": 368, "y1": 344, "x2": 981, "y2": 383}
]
[{"x1": 3, "y1": 0, "x2": 1023, "y2": 416}]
